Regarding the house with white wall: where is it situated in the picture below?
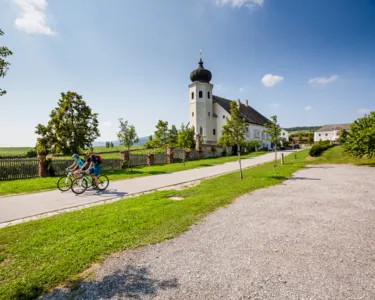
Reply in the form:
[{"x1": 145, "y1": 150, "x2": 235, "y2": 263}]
[
  {"x1": 314, "y1": 124, "x2": 350, "y2": 142},
  {"x1": 188, "y1": 51, "x2": 287, "y2": 150}
]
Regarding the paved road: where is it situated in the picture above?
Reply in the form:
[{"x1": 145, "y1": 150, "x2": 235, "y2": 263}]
[
  {"x1": 44, "y1": 164, "x2": 375, "y2": 300},
  {"x1": 0, "y1": 150, "x2": 298, "y2": 224}
]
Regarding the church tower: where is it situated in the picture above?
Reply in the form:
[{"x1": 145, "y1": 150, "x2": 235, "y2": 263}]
[{"x1": 189, "y1": 50, "x2": 215, "y2": 144}]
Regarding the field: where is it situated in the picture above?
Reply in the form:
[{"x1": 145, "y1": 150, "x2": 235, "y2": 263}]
[
  {"x1": 0, "y1": 150, "x2": 310, "y2": 299},
  {"x1": 0, "y1": 147, "x2": 33, "y2": 157}
]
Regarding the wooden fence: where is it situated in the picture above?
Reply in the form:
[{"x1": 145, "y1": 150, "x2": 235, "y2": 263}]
[{"x1": 0, "y1": 158, "x2": 39, "y2": 181}]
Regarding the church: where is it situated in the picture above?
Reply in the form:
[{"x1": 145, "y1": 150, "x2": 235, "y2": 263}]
[{"x1": 188, "y1": 51, "x2": 288, "y2": 150}]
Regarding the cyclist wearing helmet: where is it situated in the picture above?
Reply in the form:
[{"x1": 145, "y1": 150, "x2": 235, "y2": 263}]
[
  {"x1": 68, "y1": 153, "x2": 85, "y2": 178},
  {"x1": 80, "y1": 151, "x2": 102, "y2": 187}
]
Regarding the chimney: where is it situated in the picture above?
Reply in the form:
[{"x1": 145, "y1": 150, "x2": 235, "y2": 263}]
[
  {"x1": 237, "y1": 98, "x2": 241, "y2": 107},
  {"x1": 245, "y1": 99, "x2": 248, "y2": 107}
]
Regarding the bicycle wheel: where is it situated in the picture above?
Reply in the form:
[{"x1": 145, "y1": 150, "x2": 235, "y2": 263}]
[
  {"x1": 57, "y1": 176, "x2": 73, "y2": 192},
  {"x1": 85, "y1": 176, "x2": 93, "y2": 188},
  {"x1": 96, "y1": 175, "x2": 109, "y2": 191},
  {"x1": 71, "y1": 177, "x2": 88, "y2": 194}
]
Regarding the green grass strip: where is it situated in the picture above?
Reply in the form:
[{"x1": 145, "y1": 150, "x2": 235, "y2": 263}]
[
  {"x1": 0, "y1": 150, "x2": 309, "y2": 299},
  {"x1": 0, "y1": 152, "x2": 265, "y2": 196}
]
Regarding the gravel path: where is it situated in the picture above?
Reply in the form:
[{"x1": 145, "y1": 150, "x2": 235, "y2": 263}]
[{"x1": 44, "y1": 165, "x2": 375, "y2": 300}]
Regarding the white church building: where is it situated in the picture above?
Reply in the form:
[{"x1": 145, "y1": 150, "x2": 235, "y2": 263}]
[{"x1": 188, "y1": 52, "x2": 287, "y2": 150}]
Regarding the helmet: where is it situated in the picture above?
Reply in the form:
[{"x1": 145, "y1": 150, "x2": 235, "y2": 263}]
[
  {"x1": 84, "y1": 150, "x2": 92, "y2": 157},
  {"x1": 72, "y1": 154, "x2": 79, "y2": 158}
]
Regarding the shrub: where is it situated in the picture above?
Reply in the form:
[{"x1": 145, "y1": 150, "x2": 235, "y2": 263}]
[
  {"x1": 309, "y1": 140, "x2": 333, "y2": 157},
  {"x1": 25, "y1": 148, "x2": 37, "y2": 158}
]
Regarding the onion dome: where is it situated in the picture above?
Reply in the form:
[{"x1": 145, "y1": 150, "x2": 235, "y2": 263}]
[{"x1": 190, "y1": 50, "x2": 212, "y2": 83}]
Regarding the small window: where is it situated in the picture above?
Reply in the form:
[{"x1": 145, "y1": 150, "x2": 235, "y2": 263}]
[
  {"x1": 325, "y1": 133, "x2": 328, "y2": 136},
  {"x1": 192, "y1": 112, "x2": 194, "y2": 117},
  {"x1": 191, "y1": 92, "x2": 194, "y2": 100},
  {"x1": 200, "y1": 127, "x2": 203, "y2": 135},
  {"x1": 208, "y1": 91, "x2": 210, "y2": 99},
  {"x1": 319, "y1": 134, "x2": 321, "y2": 136},
  {"x1": 199, "y1": 91, "x2": 203, "y2": 98},
  {"x1": 283, "y1": 133, "x2": 285, "y2": 136},
  {"x1": 223, "y1": 115, "x2": 225, "y2": 119},
  {"x1": 208, "y1": 112, "x2": 210, "y2": 116},
  {"x1": 213, "y1": 129, "x2": 216, "y2": 135}
]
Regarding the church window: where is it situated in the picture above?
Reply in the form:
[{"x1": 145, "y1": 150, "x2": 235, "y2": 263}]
[
  {"x1": 199, "y1": 91, "x2": 203, "y2": 98},
  {"x1": 223, "y1": 115, "x2": 225, "y2": 119},
  {"x1": 191, "y1": 92, "x2": 194, "y2": 99},
  {"x1": 200, "y1": 127, "x2": 203, "y2": 135},
  {"x1": 213, "y1": 129, "x2": 216, "y2": 135},
  {"x1": 192, "y1": 112, "x2": 194, "y2": 117},
  {"x1": 208, "y1": 91, "x2": 210, "y2": 98},
  {"x1": 208, "y1": 112, "x2": 210, "y2": 116}
]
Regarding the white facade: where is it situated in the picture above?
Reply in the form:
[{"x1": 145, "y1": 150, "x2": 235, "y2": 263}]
[{"x1": 314, "y1": 130, "x2": 339, "y2": 142}]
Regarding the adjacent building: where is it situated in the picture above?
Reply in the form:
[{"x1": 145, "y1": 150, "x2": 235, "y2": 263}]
[
  {"x1": 188, "y1": 52, "x2": 286, "y2": 150},
  {"x1": 314, "y1": 124, "x2": 350, "y2": 142}
]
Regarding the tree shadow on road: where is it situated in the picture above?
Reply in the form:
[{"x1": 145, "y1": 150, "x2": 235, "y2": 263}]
[
  {"x1": 270, "y1": 176, "x2": 321, "y2": 181},
  {"x1": 42, "y1": 265, "x2": 179, "y2": 300}
]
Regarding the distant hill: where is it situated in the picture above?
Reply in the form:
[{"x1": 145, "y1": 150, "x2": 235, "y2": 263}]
[
  {"x1": 93, "y1": 136, "x2": 150, "y2": 147},
  {"x1": 284, "y1": 126, "x2": 321, "y2": 132}
]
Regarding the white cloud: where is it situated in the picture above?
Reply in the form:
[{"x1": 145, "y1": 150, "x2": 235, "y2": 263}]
[
  {"x1": 308, "y1": 75, "x2": 338, "y2": 85},
  {"x1": 215, "y1": 0, "x2": 264, "y2": 9},
  {"x1": 358, "y1": 108, "x2": 371, "y2": 114},
  {"x1": 13, "y1": 0, "x2": 56, "y2": 36},
  {"x1": 239, "y1": 87, "x2": 244, "y2": 92},
  {"x1": 103, "y1": 121, "x2": 112, "y2": 128},
  {"x1": 305, "y1": 106, "x2": 312, "y2": 111},
  {"x1": 261, "y1": 74, "x2": 284, "y2": 87},
  {"x1": 215, "y1": 84, "x2": 223, "y2": 90}
]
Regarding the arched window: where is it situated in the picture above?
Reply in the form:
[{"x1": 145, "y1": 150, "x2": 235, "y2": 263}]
[
  {"x1": 199, "y1": 91, "x2": 203, "y2": 98},
  {"x1": 208, "y1": 91, "x2": 210, "y2": 99},
  {"x1": 191, "y1": 92, "x2": 194, "y2": 99},
  {"x1": 192, "y1": 112, "x2": 194, "y2": 117},
  {"x1": 200, "y1": 126, "x2": 203, "y2": 136},
  {"x1": 213, "y1": 129, "x2": 216, "y2": 135}
]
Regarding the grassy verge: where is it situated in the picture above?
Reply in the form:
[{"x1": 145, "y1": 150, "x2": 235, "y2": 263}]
[
  {"x1": 0, "y1": 149, "x2": 309, "y2": 299},
  {"x1": 0, "y1": 152, "x2": 266, "y2": 196},
  {"x1": 310, "y1": 146, "x2": 375, "y2": 166}
]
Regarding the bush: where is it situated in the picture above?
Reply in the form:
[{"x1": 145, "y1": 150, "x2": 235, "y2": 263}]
[
  {"x1": 25, "y1": 148, "x2": 37, "y2": 158},
  {"x1": 309, "y1": 140, "x2": 333, "y2": 157}
]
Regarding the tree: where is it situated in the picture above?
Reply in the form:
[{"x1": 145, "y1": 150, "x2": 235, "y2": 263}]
[
  {"x1": 105, "y1": 141, "x2": 110, "y2": 148},
  {"x1": 177, "y1": 124, "x2": 195, "y2": 165},
  {"x1": 168, "y1": 125, "x2": 178, "y2": 147},
  {"x1": 245, "y1": 139, "x2": 263, "y2": 152},
  {"x1": 298, "y1": 134, "x2": 303, "y2": 142},
  {"x1": 110, "y1": 142, "x2": 114, "y2": 148},
  {"x1": 154, "y1": 120, "x2": 169, "y2": 148},
  {"x1": 219, "y1": 101, "x2": 248, "y2": 179},
  {"x1": 343, "y1": 112, "x2": 375, "y2": 158},
  {"x1": 263, "y1": 115, "x2": 282, "y2": 167},
  {"x1": 117, "y1": 119, "x2": 139, "y2": 151},
  {"x1": 0, "y1": 29, "x2": 13, "y2": 96},
  {"x1": 35, "y1": 91, "x2": 100, "y2": 155},
  {"x1": 145, "y1": 135, "x2": 154, "y2": 149},
  {"x1": 338, "y1": 129, "x2": 348, "y2": 144},
  {"x1": 308, "y1": 132, "x2": 314, "y2": 144}
]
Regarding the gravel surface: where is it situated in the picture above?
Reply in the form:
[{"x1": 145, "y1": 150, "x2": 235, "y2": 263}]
[{"x1": 43, "y1": 165, "x2": 375, "y2": 300}]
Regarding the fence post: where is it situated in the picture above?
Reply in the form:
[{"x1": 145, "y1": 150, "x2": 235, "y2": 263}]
[
  {"x1": 166, "y1": 147, "x2": 174, "y2": 164},
  {"x1": 120, "y1": 151, "x2": 130, "y2": 161},
  {"x1": 281, "y1": 153, "x2": 284, "y2": 165},
  {"x1": 38, "y1": 156, "x2": 48, "y2": 177},
  {"x1": 147, "y1": 153, "x2": 155, "y2": 166}
]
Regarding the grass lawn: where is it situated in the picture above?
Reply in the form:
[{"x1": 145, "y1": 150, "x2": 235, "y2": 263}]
[
  {"x1": 311, "y1": 146, "x2": 375, "y2": 166},
  {"x1": 0, "y1": 147, "x2": 33, "y2": 157},
  {"x1": 0, "y1": 152, "x2": 266, "y2": 196},
  {"x1": 0, "y1": 149, "x2": 310, "y2": 299}
]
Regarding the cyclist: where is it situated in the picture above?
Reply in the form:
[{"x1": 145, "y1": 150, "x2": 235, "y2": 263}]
[
  {"x1": 81, "y1": 151, "x2": 102, "y2": 187},
  {"x1": 68, "y1": 153, "x2": 85, "y2": 178}
]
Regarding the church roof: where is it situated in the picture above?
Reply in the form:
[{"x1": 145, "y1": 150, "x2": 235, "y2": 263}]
[
  {"x1": 213, "y1": 95, "x2": 271, "y2": 126},
  {"x1": 316, "y1": 124, "x2": 350, "y2": 132}
]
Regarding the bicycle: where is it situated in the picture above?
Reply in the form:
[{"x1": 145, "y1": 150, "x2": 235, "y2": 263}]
[
  {"x1": 57, "y1": 168, "x2": 75, "y2": 192},
  {"x1": 71, "y1": 170, "x2": 109, "y2": 194}
]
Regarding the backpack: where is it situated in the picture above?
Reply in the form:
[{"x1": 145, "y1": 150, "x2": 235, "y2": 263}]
[{"x1": 96, "y1": 155, "x2": 102, "y2": 164}]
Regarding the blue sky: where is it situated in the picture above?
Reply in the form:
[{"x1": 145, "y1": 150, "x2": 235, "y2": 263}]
[{"x1": 0, "y1": 0, "x2": 374, "y2": 146}]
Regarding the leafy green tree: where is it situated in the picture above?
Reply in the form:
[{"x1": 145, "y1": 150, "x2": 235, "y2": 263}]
[
  {"x1": 145, "y1": 135, "x2": 154, "y2": 149},
  {"x1": 338, "y1": 129, "x2": 348, "y2": 144},
  {"x1": 117, "y1": 119, "x2": 139, "y2": 151},
  {"x1": 245, "y1": 140, "x2": 263, "y2": 152},
  {"x1": 0, "y1": 29, "x2": 13, "y2": 96},
  {"x1": 263, "y1": 115, "x2": 282, "y2": 167},
  {"x1": 105, "y1": 141, "x2": 110, "y2": 148},
  {"x1": 298, "y1": 134, "x2": 303, "y2": 142},
  {"x1": 177, "y1": 124, "x2": 195, "y2": 165},
  {"x1": 153, "y1": 120, "x2": 169, "y2": 148},
  {"x1": 219, "y1": 101, "x2": 248, "y2": 179},
  {"x1": 343, "y1": 112, "x2": 375, "y2": 158},
  {"x1": 35, "y1": 91, "x2": 100, "y2": 155},
  {"x1": 110, "y1": 142, "x2": 114, "y2": 148},
  {"x1": 168, "y1": 125, "x2": 178, "y2": 147},
  {"x1": 308, "y1": 132, "x2": 314, "y2": 144}
]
